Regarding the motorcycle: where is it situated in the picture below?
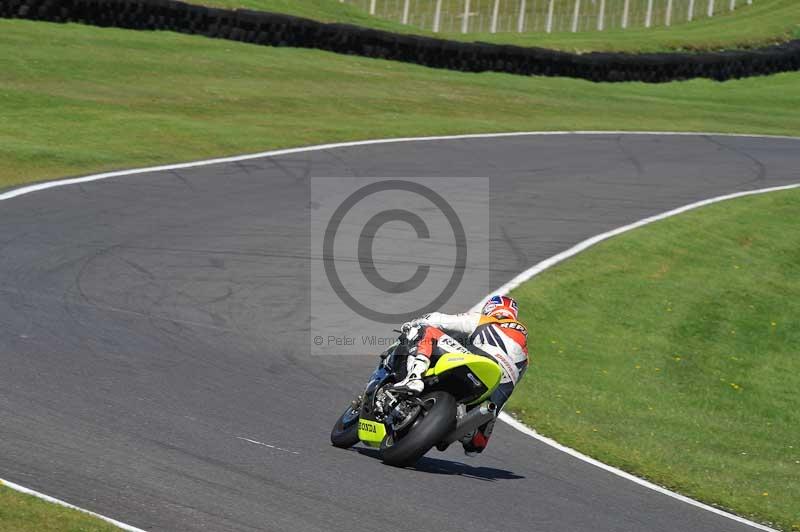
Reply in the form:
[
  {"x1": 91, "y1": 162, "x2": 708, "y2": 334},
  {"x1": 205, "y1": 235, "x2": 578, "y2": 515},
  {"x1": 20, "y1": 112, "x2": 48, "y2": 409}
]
[{"x1": 330, "y1": 328, "x2": 501, "y2": 466}]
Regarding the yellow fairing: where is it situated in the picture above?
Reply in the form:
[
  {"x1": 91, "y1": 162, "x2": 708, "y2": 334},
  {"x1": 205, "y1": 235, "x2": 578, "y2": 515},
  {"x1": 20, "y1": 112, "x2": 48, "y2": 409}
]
[
  {"x1": 358, "y1": 419, "x2": 386, "y2": 447},
  {"x1": 424, "y1": 353, "x2": 502, "y2": 403}
]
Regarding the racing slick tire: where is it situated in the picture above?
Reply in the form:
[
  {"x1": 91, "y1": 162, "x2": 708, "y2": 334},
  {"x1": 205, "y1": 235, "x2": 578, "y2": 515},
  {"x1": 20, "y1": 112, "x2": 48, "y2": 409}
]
[
  {"x1": 380, "y1": 391, "x2": 456, "y2": 467},
  {"x1": 330, "y1": 405, "x2": 361, "y2": 449}
]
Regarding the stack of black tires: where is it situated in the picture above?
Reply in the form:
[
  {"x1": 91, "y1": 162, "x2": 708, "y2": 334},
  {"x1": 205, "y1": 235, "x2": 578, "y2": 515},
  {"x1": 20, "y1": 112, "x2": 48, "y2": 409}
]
[{"x1": 3, "y1": 0, "x2": 800, "y2": 82}]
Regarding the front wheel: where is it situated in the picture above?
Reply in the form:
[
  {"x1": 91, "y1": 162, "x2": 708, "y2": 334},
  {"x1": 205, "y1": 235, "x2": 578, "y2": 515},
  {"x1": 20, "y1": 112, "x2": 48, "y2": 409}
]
[
  {"x1": 380, "y1": 391, "x2": 456, "y2": 467},
  {"x1": 330, "y1": 404, "x2": 361, "y2": 449}
]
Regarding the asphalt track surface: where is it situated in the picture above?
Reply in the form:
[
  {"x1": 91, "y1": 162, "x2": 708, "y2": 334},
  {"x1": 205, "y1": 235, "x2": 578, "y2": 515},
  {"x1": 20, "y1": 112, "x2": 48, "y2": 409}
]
[{"x1": 1, "y1": 133, "x2": 798, "y2": 532}]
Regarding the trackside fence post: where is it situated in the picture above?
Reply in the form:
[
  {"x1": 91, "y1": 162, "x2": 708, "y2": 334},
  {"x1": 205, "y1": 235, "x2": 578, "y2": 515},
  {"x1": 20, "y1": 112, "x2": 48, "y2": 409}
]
[
  {"x1": 546, "y1": 0, "x2": 555, "y2": 32},
  {"x1": 490, "y1": 0, "x2": 500, "y2": 32},
  {"x1": 597, "y1": 0, "x2": 606, "y2": 30},
  {"x1": 621, "y1": 0, "x2": 630, "y2": 28},
  {"x1": 343, "y1": 0, "x2": 751, "y2": 33},
  {"x1": 461, "y1": 0, "x2": 471, "y2": 32},
  {"x1": 571, "y1": 0, "x2": 581, "y2": 32}
]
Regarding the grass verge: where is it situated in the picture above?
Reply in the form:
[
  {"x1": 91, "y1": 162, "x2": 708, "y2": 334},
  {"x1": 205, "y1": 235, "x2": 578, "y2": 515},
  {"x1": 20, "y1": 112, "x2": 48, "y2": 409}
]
[
  {"x1": 0, "y1": 483, "x2": 122, "y2": 532},
  {"x1": 510, "y1": 188, "x2": 800, "y2": 531},
  {"x1": 193, "y1": 0, "x2": 800, "y2": 52},
  {"x1": 1, "y1": 9, "x2": 799, "y2": 532},
  {"x1": 2, "y1": 19, "x2": 800, "y2": 189}
]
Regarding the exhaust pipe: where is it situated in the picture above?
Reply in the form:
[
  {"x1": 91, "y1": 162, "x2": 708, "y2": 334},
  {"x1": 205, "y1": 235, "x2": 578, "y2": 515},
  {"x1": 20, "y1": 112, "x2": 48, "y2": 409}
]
[{"x1": 440, "y1": 402, "x2": 496, "y2": 446}]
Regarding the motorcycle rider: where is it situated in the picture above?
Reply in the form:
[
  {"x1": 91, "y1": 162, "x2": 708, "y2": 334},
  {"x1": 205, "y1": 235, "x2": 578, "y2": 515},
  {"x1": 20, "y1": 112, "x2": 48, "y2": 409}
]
[{"x1": 392, "y1": 295, "x2": 529, "y2": 455}]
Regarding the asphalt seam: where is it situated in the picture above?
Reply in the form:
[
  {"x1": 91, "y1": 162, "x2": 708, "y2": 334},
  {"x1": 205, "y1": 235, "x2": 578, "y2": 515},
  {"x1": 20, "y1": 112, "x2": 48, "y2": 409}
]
[{"x1": 2, "y1": 130, "x2": 797, "y2": 532}]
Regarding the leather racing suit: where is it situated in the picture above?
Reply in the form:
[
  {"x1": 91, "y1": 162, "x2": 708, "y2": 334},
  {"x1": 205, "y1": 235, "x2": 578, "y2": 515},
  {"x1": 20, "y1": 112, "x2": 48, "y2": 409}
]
[{"x1": 403, "y1": 311, "x2": 529, "y2": 453}]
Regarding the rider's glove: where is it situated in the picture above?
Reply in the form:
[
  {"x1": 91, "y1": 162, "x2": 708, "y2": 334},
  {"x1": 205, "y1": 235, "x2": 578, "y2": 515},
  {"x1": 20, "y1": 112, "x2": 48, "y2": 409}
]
[
  {"x1": 401, "y1": 314, "x2": 431, "y2": 333},
  {"x1": 401, "y1": 322, "x2": 421, "y2": 342}
]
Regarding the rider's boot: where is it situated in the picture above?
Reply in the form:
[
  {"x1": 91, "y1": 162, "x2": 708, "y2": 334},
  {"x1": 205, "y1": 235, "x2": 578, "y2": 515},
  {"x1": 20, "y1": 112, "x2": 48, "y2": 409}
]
[
  {"x1": 391, "y1": 325, "x2": 432, "y2": 394},
  {"x1": 461, "y1": 418, "x2": 495, "y2": 456},
  {"x1": 392, "y1": 354, "x2": 430, "y2": 394},
  {"x1": 461, "y1": 431, "x2": 488, "y2": 456}
]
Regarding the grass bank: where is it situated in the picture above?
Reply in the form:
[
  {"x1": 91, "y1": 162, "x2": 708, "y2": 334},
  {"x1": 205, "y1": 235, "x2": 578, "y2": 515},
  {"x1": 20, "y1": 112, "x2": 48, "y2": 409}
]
[
  {"x1": 2, "y1": 9, "x2": 799, "y2": 532},
  {"x1": 2, "y1": 19, "x2": 800, "y2": 189},
  {"x1": 0, "y1": 483, "x2": 122, "y2": 531},
  {"x1": 195, "y1": 0, "x2": 800, "y2": 52},
  {"x1": 510, "y1": 188, "x2": 800, "y2": 531}
]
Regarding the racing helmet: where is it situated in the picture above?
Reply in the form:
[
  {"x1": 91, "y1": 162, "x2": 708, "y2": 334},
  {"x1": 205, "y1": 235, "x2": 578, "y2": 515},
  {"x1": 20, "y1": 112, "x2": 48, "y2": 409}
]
[{"x1": 481, "y1": 295, "x2": 519, "y2": 320}]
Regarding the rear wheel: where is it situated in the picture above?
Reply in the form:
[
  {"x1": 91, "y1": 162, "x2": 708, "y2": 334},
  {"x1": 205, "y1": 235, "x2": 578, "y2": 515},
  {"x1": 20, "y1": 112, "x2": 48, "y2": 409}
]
[
  {"x1": 380, "y1": 391, "x2": 456, "y2": 467},
  {"x1": 330, "y1": 404, "x2": 361, "y2": 449}
]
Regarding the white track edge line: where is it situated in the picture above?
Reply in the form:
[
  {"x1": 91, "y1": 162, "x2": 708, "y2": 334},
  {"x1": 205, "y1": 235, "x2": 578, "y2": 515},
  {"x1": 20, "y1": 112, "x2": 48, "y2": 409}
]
[
  {"x1": 495, "y1": 413, "x2": 779, "y2": 532},
  {"x1": 469, "y1": 183, "x2": 800, "y2": 532},
  {"x1": 2, "y1": 130, "x2": 799, "y2": 202},
  {"x1": 2, "y1": 130, "x2": 797, "y2": 532},
  {"x1": 0, "y1": 478, "x2": 148, "y2": 532}
]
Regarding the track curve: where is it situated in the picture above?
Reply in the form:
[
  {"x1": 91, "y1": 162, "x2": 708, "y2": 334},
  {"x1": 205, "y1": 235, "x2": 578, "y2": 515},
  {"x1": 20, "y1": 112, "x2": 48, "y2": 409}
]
[{"x1": 1, "y1": 133, "x2": 797, "y2": 532}]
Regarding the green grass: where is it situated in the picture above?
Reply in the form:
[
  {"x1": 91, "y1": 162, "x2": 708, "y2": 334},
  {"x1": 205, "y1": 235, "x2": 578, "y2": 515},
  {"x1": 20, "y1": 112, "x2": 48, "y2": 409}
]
[
  {"x1": 0, "y1": 483, "x2": 122, "y2": 532},
  {"x1": 196, "y1": 0, "x2": 410, "y2": 31},
  {"x1": 509, "y1": 188, "x2": 800, "y2": 531},
  {"x1": 2, "y1": 19, "x2": 800, "y2": 189},
  {"x1": 193, "y1": 0, "x2": 800, "y2": 52},
  {"x1": 1, "y1": 8, "x2": 799, "y2": 532},
  {"x1": 347, "y1": 0, "x2": 760, "y2": 35}
]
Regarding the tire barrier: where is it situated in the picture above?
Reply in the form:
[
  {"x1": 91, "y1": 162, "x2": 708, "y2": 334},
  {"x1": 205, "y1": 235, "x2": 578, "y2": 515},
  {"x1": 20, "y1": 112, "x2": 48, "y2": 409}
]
[{"x1": 2, "y1": 0, "x2": 799, "y2": 83}]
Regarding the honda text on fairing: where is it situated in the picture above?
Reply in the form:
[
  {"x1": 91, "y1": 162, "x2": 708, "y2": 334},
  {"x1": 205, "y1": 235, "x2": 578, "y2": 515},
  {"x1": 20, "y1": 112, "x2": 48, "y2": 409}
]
[{"x1": 330, "y1": 296, "x2": 529, "y2": 466}]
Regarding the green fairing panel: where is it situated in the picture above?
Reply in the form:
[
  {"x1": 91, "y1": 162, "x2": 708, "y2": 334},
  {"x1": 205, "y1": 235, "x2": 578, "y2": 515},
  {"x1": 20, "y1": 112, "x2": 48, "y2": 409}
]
[
  {"x1": 426, "y1": 353, "x2": 502, "y2": 398},
  {"x1": 358, "y1": 418, "x2": 386, "y2": 447}
]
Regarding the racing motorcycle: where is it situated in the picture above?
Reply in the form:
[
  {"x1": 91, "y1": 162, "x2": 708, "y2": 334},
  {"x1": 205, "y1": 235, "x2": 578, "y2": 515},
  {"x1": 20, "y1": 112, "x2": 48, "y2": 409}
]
[{"x1": 330, "y1": 329, "x2": 501, "y2": 466}]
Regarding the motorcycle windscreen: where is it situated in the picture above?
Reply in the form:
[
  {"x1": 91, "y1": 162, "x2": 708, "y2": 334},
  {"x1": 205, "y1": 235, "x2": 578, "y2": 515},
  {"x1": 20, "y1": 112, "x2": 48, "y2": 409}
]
[{"x1": 357, "y1": 418, "x2": 387, "y2": 447}]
